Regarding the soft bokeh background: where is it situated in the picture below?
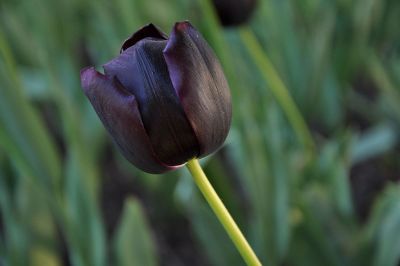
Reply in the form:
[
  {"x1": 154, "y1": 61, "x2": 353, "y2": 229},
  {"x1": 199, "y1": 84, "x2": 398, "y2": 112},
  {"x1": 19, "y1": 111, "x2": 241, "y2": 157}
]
[{"x1": 1, "y1": 0, "x2": 400, "y2": 265}]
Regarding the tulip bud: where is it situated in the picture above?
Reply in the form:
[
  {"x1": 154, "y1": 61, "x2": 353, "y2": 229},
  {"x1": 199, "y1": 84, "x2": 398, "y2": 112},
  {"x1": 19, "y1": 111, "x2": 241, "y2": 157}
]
[
  {"x1": 80, "y1": 22, "x2": 232, "y2": 174},
  {"x1": 212, "y1": 0, "x2": 257, "y2": 26}
]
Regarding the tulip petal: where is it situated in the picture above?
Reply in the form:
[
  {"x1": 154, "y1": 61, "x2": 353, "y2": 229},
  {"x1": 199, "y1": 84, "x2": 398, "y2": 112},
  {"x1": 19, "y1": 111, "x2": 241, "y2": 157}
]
[
  {"x1": 103, "y1": 41, "x2": 200, "y2": 166},
  {"x1": 163, "y1": 21, "x2": 232, "y2": 157},
  {"x1": 121, "y1": 23, "x2": 168, "y2": 53},
  {"x1": 80, "y1": 67, "x2": 176, "y2": 174}
]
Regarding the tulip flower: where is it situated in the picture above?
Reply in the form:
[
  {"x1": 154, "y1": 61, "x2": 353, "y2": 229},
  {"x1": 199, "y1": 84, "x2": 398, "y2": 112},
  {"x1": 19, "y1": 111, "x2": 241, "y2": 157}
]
[
  {"x1": 80, "y1": 22, "x2": 261, "y2": 266},
  {"x1": 212, "y1": 0, "x2": 258, "y2": 26},
  {"x1": 81, "y1": 21, "x2": 231, "y2": 174}
]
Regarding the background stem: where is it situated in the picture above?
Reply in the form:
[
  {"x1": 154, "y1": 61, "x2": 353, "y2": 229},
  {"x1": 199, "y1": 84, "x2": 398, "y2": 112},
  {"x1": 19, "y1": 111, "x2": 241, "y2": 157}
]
[{"x1": 239, "y1": 27, "x2": 315, "y2": 158}]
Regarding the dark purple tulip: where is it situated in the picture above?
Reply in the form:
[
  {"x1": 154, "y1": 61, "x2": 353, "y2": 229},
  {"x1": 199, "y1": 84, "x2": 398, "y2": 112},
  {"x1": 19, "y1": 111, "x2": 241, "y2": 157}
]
[
  {"x1": 212, "y1": 0, "x2": 257, "y2": 26},
  {"x1": 81, "y1": 22, "x2": 231, "y2": 174}
]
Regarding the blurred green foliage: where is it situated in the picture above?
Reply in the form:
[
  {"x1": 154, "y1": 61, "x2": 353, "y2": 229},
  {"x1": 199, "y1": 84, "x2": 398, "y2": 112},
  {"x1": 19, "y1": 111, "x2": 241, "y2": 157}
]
[{"x1": 1, "y1": 0, "x2": 400, "y2": 265}]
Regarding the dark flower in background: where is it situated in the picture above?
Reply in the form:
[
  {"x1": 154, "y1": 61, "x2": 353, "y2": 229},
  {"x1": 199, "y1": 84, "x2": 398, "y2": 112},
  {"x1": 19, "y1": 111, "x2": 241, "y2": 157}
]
[
  {"x1": 212, "y1": 0, "x2": 257, "y2": 26},
  {"x1": 81, "y1": 22, "x2": 231, "y2": 174}
]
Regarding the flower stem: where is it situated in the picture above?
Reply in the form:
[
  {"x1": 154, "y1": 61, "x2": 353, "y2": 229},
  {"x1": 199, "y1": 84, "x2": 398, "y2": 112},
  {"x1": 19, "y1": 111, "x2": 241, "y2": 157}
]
[{"x1": 186, "y1": 159, "x2": 262, "y2": 266}]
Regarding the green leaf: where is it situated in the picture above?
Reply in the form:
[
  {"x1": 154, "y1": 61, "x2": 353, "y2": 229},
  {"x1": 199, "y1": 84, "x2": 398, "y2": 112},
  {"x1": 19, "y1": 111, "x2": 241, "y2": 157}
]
[
  {"x1": 64, "y1": 151, "x2": 106, "y2": 266},
  {"x1": 366, "y1": 185, "x2": 400, "y2": 266},
  {"x1": 351, "y1": 124, "x2": 397, "y2": 164},
  {"x1": 30, "y1": 246, "x2": 61, "y2": 266},
  {"x1": 0, "y1": 28, "x2": 62, "y2": 192},
  {"x1": 113, "y1": 198, "x2": 158, "y2": 266},
  {"x1": 0, "y1": 169, "x2": 29, "y2": 266}
]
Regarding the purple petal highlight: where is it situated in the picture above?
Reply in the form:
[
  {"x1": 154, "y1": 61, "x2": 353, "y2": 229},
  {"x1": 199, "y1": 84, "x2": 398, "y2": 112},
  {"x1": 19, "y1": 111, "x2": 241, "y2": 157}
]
[
  {"x1": 104, "y1": 41, "x2": 200, "y2": 166},
  {"x1": 163, "y1": 21, "x2": 232, "y2": 157},
  {"x1": 80, "y1": 67, "x2": 176, "y2": 174}
]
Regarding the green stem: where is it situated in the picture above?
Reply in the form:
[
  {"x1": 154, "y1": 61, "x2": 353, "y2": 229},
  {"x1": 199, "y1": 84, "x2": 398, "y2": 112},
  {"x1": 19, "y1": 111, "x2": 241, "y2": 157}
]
[
  {"x1": 186, "y1": 159, "x2": 262, "y2": 266},
  {"x1": 239, "y1": 27, "x2": 315, "y2": 157}
]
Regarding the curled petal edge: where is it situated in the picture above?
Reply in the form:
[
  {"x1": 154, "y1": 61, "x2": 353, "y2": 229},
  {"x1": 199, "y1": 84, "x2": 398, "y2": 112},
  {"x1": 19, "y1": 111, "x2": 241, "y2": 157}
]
[{"x1": 121, "y1": 23, "x2": 168, "y2": 53}]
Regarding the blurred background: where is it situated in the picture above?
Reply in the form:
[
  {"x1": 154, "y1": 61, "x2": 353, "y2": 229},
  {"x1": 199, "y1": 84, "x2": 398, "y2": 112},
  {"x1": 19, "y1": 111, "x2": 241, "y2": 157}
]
[{"x1": 1, "y1": 0, "x2": 400, "y2": 265}]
